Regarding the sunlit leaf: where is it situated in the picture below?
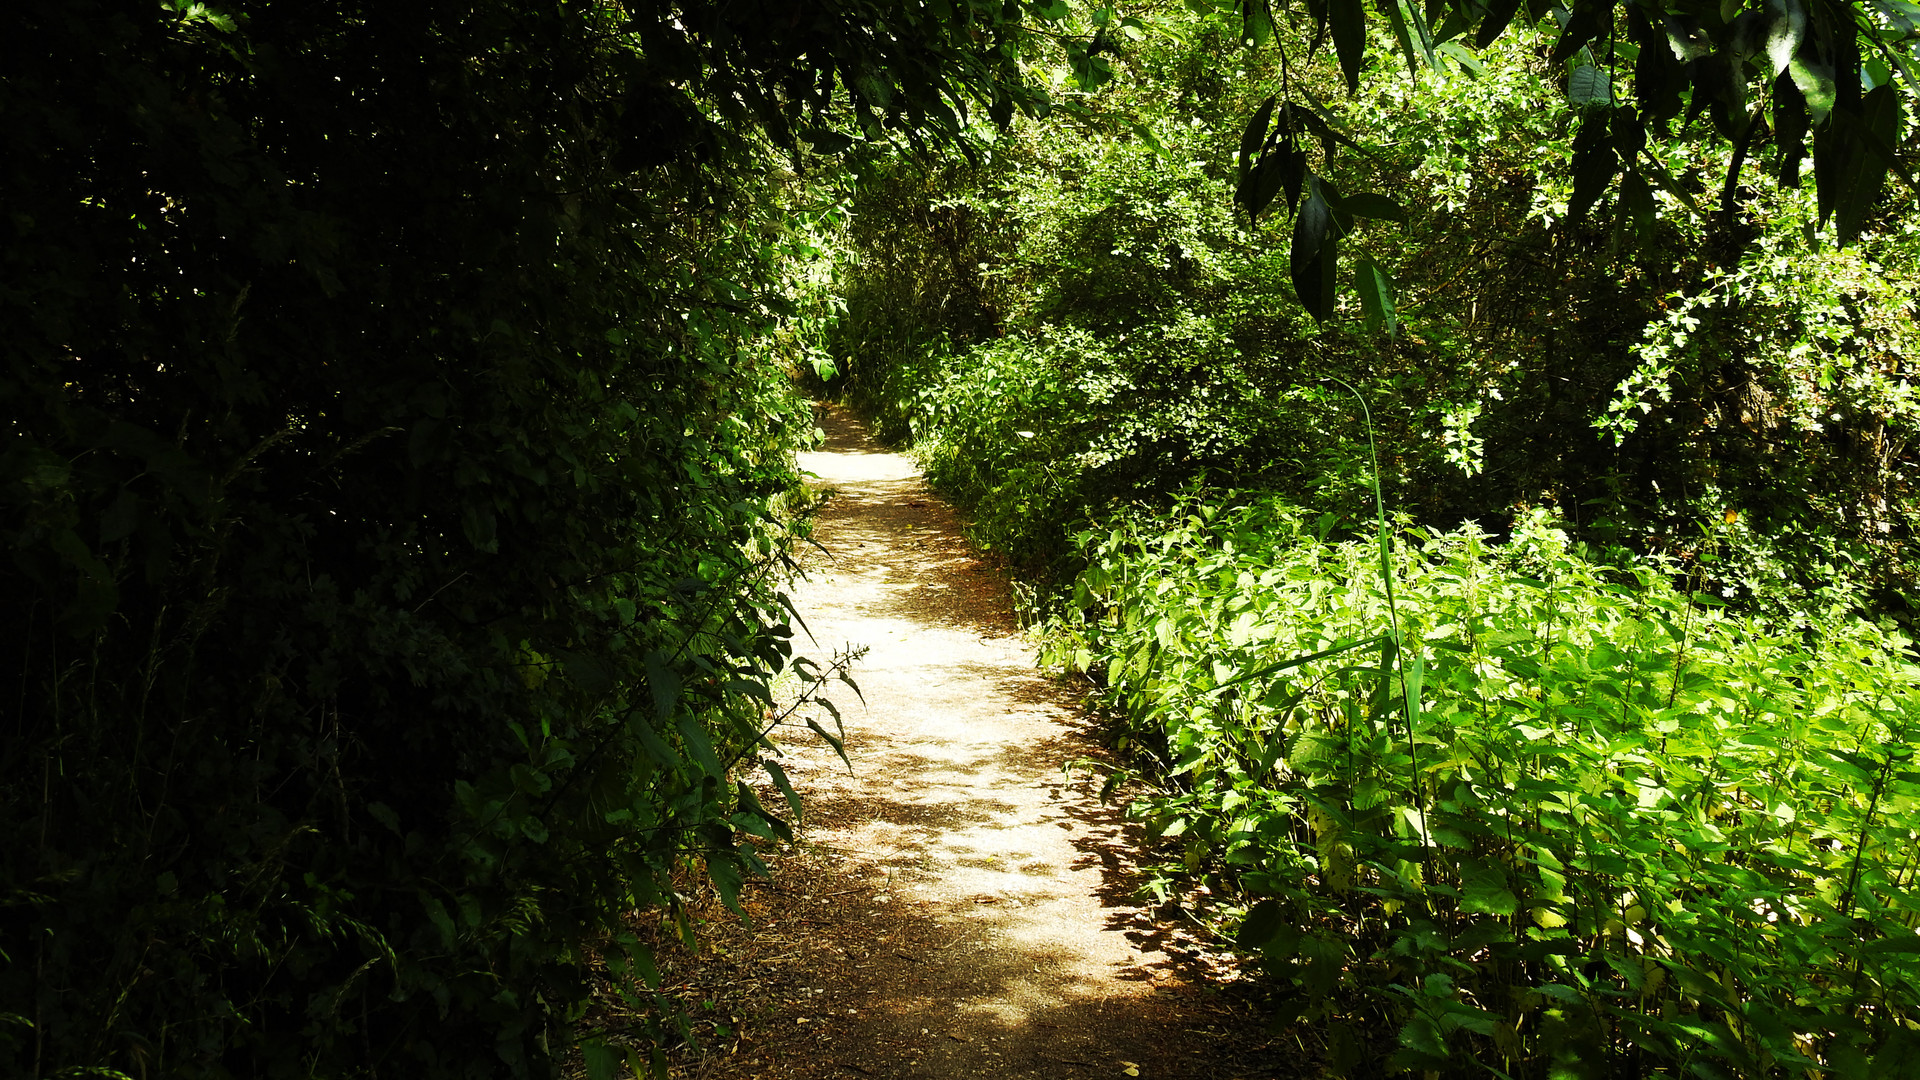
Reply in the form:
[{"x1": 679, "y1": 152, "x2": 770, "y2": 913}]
[{"x1": 1354, "y1": 256, "x2": 1397, "y2": 337}]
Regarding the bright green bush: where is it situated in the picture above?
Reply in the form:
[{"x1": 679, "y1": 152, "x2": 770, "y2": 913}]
[
  {"x1": 831, "y1": 2, "x2": 1920, "y2": 624},
  {"x1": 1049, "y1": 493, "x2": 1920, "y2": 1077}
]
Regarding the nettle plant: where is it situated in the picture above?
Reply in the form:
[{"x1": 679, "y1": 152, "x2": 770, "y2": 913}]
[{"x1": 1052, "y1": 491, "x2": 1920, "y2": 1077}]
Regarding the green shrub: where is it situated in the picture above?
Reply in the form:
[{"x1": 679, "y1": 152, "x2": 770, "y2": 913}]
[{"x1": 1052, "y1": 494, "x2": 1920, "y2": 1077}]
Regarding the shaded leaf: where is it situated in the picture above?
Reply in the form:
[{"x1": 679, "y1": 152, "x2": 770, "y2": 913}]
[
  {"x1": 1238, "y1": 897, "x2": 1286, "y2": 948},
  {"x1": 1569, "y1": 109, "x2": 1617, "y2": 225},
  {"x1": 1629, "y1": 4, "x2": 1686, "y2": 126},
  {"x1": 1476, "y1": 0, "x2": 1528, "y2": 49},
  {"x1": 1331, "y1": 191, "x2": 1409, "y2": 222},
  {"x1": 1291, "y1": 177, "x2": 1343, "y2": 321},
  {"x1": 1772, "y1": 70, "x2": 1809, "y2": 186},
  {"x1": 1330, "y1": 0, "x2": 1367, "y2": 92},
  {"x1": 1550, "y1": 0, "x2": 1607, "y2": 64}
]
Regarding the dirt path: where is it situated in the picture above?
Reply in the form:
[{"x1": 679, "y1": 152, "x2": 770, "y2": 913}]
[{"x1": 644, "y1": 405, "x2": 1284, "y2": 1080}]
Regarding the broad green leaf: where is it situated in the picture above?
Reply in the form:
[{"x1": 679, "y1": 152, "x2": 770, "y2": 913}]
[
  {"x1": 645, "y1": 650, "x2": 679, "y2": 721},
  {"x1": 1788, "y1": 49, "x2": 1839, "y2": 124},
  {"x1": 1550, "y1": 0, "x2": 1606, "y2": 64},
  {"x1": 676, "y1": 715, "x2": 724, "y2": 778},
  {"x1": 1354, "y1": 257, "x2": 1397, "y2": 337}
]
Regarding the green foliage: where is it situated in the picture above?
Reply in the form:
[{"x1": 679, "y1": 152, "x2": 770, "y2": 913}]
[
  {"x1": 0, "y1": 1, "x2": 1046, "y2": 1076},
  {"x1": 832, "y1": 0, "x2": 1920, "y2": 624},
  {"x1": 1228, "y1": 0, "x2": 1919, "y2": 322},
  {"x1": 1049, "y1": 492, "x2": 1920, "y2": 1077}
]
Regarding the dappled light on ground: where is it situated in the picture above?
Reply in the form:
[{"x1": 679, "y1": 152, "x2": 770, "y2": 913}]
[{"x1": 662, "y1": 404, "x2": 1286, "y2": 1079}]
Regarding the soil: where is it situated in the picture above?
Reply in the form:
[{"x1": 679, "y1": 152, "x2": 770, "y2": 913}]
[{"x1": 615, "y1": 404, "x2": 1300, "y2": 1080}]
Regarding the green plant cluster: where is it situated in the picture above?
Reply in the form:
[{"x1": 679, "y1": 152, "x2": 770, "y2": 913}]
[
  {"x1": 1046, "y1": 492, "x2": 1920, "y2": 1076},
  {"x1": 828, "y1": 2, "x2": 1920, "y2": 620}
]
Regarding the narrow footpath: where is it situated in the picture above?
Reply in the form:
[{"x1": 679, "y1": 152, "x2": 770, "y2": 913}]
[{"x1": 646, "y1": 405, "x2": 1286, "y2": 1080}]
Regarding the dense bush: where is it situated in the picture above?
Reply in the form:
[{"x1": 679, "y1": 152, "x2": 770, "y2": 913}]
[
  {"x1": 1047, "y1": 492, "x2": 1920, "y2": 1077},
  {"x1": 0, "y1": 2, "x2": 1052, "y2": 1075},
  {"x1": 828, "y1": 3, "x2": 1920, "y2": 620}
]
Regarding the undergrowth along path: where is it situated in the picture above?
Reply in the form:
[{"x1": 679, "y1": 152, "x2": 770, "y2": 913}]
[{"x1": 656, "y1": 404, "x2": 1287, "y2": 1080}]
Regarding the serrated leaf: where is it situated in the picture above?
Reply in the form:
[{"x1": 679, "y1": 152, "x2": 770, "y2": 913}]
[
  {"x1": 582, "y1": 1039, "x2": 624, "y2": 1080},
  {"x1": 762, "y1": 758, "x2": 804, "y2": 824},
  {"x1": 645, "y1": 650, "x2": 679, "y2": 721},
  {"x1": 1568, "y1": 64, "x2": 1612, "y2": 106},
  {"x1": 708, "y1": 850, "x2": 746, "y2": 916},
  {"x1": 807, "y1": 717, "x2": 852, "y2": 772}
]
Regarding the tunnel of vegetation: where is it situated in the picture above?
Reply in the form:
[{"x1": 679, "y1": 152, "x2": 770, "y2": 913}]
[{"x1": 2, "y1": 0, "x2": 1917, "y2": 1077}]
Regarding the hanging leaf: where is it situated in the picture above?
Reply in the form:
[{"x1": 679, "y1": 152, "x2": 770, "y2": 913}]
[
  {"x1": 1617, "y1": 167, "x2": 1657, "y2": 251},
  {"x1": 1304, "y1": 0, "x2": 1331, "y2": 55},
  {"x1": 1687, "y1": 50, "x2": 1747, "y2": 139},
  {"x1": 1241, "y1": 0, "x2": 1279, "y2": 45},
  {"x1": 1382, "y1": 0, "x2": 1420, "y2": 74},
  {"x1": 1330, "y1": 0, "x2": 1367, "y2": 92},
  {"x1": 1787, "y1": 36, "x2": 1839, "y2": 124},
  {"x1": 1550, "y1": 0, "x2": 1607, "y2": 64},
  {"x1": 1476, "y1": 0, "x2": 1528, "y2": 49},
  {"x1": 1763, "y1": 0, "x2": 1808, "y2": 77},
  {"x1": 1354, "y1": 257, "x2": 1398, "y2": 337},
  {"x1": 1629, "y1": 5, "x2": 1685, "y2": 127},
  {"x1": 1237, "y1": 96, "x2": 1277, "y2": 187},
  {"x1": 1772, "y1": 71, "x2": 1809, "y2": 187},
  {"x1": 1830, "y1": 84, "x2": 1901, "y2": 246},
  {"x1": 1292, "y1": 176, "x2": 1343, "y2": 321},
  {"x1": 1436, "y1": 40, "x2": 1486, "y2": 77},
  {"x1": 1569, "y1": 109, "x2": 1617, "y2": 225},
  {"x1": 1609, "y1": 104, "x2": 1646, "y2": 161}
]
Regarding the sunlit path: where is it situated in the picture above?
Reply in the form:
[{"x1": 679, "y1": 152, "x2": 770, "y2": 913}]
[{"x1": 671, "y1": 403, "x2": 1281, "y2": 1080}]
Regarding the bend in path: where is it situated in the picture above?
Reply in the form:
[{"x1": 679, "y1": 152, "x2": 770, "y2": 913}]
[{"x1": 662, "y1": 404, "x2": 1283, "y2": 1080}]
